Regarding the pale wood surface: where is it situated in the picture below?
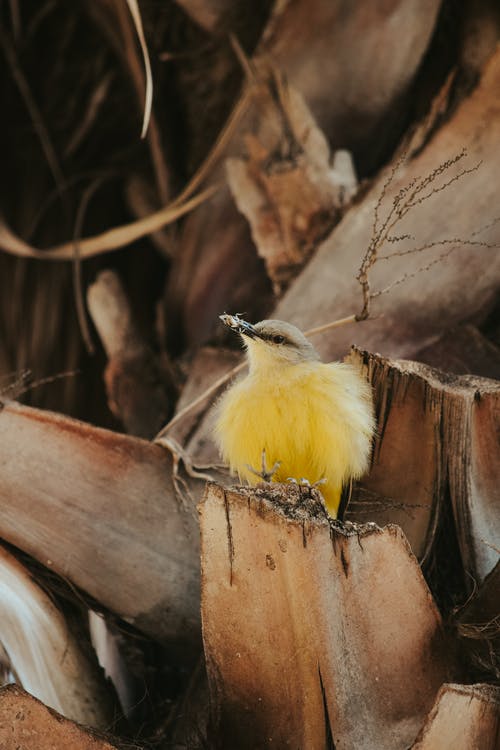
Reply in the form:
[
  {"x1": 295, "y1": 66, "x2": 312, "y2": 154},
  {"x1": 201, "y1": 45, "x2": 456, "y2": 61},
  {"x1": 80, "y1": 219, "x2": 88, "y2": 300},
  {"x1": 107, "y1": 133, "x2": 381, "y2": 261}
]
[
  {"x1": 347, "y1": 349, "x2": 500, "y2": 583},
  {"x1": 0, "y1": 546, "x2": 113, "y2": 728},
  {"x1": 201, "y1": 483, "x2": 456, "y2": 750},
  {"x1": 0, "y1": 685, "x2": 119, "y2": 750},
  {"x1": 0, "y1": 400, "x2": 200, "y2": 647},
  {"x1": 410, "y1": 683, "x2": 500, "y2": 750}
]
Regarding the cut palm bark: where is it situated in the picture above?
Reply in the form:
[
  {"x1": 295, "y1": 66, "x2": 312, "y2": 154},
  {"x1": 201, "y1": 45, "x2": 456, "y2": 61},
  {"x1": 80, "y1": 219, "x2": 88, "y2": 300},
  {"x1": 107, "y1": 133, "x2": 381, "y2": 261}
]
[
  {"x1": 200, "y1": 482, "x2": 457, "y2": 750},
  {"x1": 87, "y1": 269, "x2": 175, "y2": 439},
  {"x1": 226, "y1": 80, "x2": 356, "y2": 294},
  {"x1": 346, "y1": 348, "x2": 500, "y2": 585},
  {"x1": 0, "y1": 400, "x2": 199, "y2": 648},
  {"x1": 258, "y1": 0, "x2": 442, "y2": 168},
  {"x1": 410, "y1": 683, "x2": 500, "y2": 750},
  {"x1": 0, "y1": 685, "x2": 121, "y2": 750},
  {"x1": 0, "y1": 546, "x2": 114, "y2": 728},
  {"x1": 455, "y1": 559, "x2": 500, "y2": 681}
]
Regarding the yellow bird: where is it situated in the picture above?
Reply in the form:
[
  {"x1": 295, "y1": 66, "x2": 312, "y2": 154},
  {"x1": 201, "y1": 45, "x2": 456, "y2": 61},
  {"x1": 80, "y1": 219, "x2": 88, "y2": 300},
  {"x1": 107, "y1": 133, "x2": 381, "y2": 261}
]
[{"x1": 215, "y1": 315, "x2": 375, "y2": 517}]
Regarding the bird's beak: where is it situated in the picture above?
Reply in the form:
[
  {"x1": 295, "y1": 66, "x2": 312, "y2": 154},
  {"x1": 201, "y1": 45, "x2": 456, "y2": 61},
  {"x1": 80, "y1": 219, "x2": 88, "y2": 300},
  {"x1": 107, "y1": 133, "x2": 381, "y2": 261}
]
[{"x1": 219, "y1": 314, "x2": 260, "y2": 339}]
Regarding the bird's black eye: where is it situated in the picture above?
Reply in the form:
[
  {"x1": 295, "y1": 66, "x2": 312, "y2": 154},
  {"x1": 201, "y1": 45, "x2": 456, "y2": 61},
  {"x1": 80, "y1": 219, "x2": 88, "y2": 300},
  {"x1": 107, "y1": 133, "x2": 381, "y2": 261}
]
[{"x1": 272, "y1": 334, "x2": 286, "y2": 344}]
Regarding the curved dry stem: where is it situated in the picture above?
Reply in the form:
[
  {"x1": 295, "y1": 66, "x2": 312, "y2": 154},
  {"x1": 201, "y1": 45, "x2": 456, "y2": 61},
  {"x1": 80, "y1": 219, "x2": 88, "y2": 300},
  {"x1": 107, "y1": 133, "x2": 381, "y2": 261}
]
[
  {"x1": 304, "y1": 315, "x2": 358, "y2": 336},
  {"x1": 72, "y1": 178, "x2": 108, "y2": 353},
  {"x1": 125, "y1": 0, "x2": 152, "y2": 139},
  {"x1": 0, "y1": 182, "x2": 220, "y2": 261}
]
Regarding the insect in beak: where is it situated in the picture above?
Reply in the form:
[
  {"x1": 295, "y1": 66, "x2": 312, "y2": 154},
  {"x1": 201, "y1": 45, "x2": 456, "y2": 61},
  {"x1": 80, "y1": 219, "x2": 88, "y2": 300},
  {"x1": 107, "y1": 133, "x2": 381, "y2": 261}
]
[{"x1": 220, "y1": 314, "x2": 260, "y2": 339}]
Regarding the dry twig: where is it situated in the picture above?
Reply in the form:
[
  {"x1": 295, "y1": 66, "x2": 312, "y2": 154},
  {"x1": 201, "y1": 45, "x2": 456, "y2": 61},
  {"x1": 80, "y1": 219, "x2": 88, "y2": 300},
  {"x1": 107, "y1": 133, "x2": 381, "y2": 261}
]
[{"x1": 355, "y1": 149, "x2": 498, "y2": 320}]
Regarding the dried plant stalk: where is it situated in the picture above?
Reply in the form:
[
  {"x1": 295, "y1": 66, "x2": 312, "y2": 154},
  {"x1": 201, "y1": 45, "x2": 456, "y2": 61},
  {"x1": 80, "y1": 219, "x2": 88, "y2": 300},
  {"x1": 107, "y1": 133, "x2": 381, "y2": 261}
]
[
  {"x1": 0, "y1": 183, "x2": 218, "y2": 261},
  {"x1": 276, "y1": 48, "x2": 500, "y2": 362}
]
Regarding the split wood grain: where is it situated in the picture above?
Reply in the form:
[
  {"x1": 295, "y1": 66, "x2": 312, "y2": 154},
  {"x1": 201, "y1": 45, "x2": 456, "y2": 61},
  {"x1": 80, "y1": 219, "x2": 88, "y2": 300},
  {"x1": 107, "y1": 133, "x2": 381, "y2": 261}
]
[
  {"x1": 0, "y1": 400, "x2": 199, "y2": 648},
  {"x1": 200, "y1": 483, "x2": 457, "y2": 750}
]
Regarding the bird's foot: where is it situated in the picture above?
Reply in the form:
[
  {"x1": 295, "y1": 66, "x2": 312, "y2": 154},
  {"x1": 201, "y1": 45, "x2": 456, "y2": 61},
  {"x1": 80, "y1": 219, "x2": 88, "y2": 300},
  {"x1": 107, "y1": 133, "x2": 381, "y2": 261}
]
[
  {"x1": 286, "y1": 476, "x2": 327, "y2": 489},
  {"x1": 246, "y1": 449, "x2": 281, "y2": 483}
]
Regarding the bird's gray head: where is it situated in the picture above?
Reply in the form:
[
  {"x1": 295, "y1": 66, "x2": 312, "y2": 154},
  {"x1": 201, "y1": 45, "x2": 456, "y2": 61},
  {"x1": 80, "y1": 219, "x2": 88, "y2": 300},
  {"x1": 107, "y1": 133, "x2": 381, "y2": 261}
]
[{"x1": 220, "y1": 314, "x2": 319, "y2": 370}]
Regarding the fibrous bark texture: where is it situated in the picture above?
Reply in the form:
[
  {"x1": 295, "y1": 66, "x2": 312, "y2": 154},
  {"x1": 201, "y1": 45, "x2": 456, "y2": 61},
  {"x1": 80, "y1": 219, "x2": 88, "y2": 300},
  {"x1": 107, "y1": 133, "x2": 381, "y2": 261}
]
[
  {"x1": 410, "y1": 683, "x2": 500, "y2": 750},
  {"x1": 0, "y1": 546, "x2": 113, "y2": 728},
  {"x1": 167, "y1": 0, "x2": 444, "y2": 348},
  {"x1": 0, "y1": 400, "x2": 199, "y2": 648},
  {"x1": 200, "y1": 482, "x2": 456, "y2": 750},
  {"x1": 0, "y1": 685, "x2": 120, "y2": 750},
  {"x1": 346, "y1": 348, "x2": 500, "y2": 585}
]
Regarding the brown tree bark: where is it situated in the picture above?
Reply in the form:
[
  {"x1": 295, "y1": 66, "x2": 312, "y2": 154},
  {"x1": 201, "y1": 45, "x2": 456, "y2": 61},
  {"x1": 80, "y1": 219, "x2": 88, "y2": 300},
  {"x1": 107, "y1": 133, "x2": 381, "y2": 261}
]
[
  {"x1": 166, "y1": 0, "x2": 444, "y2": 348},
  {"x1": 346, "y1": 348, "x2": 500, "y2": 585},
  {"x1": 410, "y1": 683, "x2": 500, "y2": 750},
  {"x1": 0, "y1": 400, "x2": 199, "y2": 649},
  {"x1": 87, "y1": 269, "x2": 175, "y2": 438},
  {"x1": 200, "y1": 482, "x2": 457, "y2": 750},
  {"x1": 0, "y1": 685, "x2": 121, "y2": 750}
]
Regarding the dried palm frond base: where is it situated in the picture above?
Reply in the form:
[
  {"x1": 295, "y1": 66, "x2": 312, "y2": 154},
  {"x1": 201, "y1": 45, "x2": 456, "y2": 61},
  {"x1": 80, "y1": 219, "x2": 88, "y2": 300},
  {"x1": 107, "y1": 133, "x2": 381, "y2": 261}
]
[
  {"x1": 0, "y1": 546, "x2": 113, "y2": 728},
  {"x1": 199, "y1": 483, "x2": 500, "y2": 749},
  {"x1": 0, "y1": 686, "x2": 124, "y2": 750},
  {"x1": 200, "y1": 483, "x2": 458, "y2": 750},
  {"x1": 410, "y1": 683, "x2": 500, "y2": 750},
  {"x1": 0, "y1": 399, "x2": 200, "y2": 647}
]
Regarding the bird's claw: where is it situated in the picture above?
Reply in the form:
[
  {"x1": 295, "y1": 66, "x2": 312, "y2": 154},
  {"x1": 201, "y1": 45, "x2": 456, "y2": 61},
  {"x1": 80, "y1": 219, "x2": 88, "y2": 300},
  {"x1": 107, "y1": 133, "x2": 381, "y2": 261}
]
[
  {"x1": 246, "y1": 449, "x2": 281, "y2": 482},
  {"x1": 286, "y1": 476, "x2": 327, "y2": 489}
]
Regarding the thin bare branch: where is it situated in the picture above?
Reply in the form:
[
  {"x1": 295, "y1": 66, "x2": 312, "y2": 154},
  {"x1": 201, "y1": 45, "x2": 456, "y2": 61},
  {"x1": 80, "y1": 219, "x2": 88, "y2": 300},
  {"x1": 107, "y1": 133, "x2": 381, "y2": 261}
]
[
  {"x1": 480, "y1": 538, "x2": 500, "y2": 556},
  {"x1": 0, "y1": 72, "x2": 254, "y2": 264},
  {"x1": 173, "y1": 85, "x2": 253, "y2": 206},
  {"x1": 371, "y1": 246, "x2": 456, "y2": 300},
  {"x1": 1, "y1": 370, "x2": 79, "y2": 401},
  {"x1": 471, "y1": 215, "x2": 500, "y2": 238},
  {"x1": 64, "y1": 72, "x2": 114, "y2": 158},
  {"x1": 355, "y1": 148, "x2": 491, "y2": 320},
  {"x1": 155, "y1": 361, "x2": 246, "y2": 440},
  {"x1": 379, "y1": 237, "x2": 499, "y2": 261},
  {"x1": 305, "y1": 315, "x2": 358, "y2": 337},
  {"x1": 404, "y1": 160, "x2": 482, "y2": 211}
]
